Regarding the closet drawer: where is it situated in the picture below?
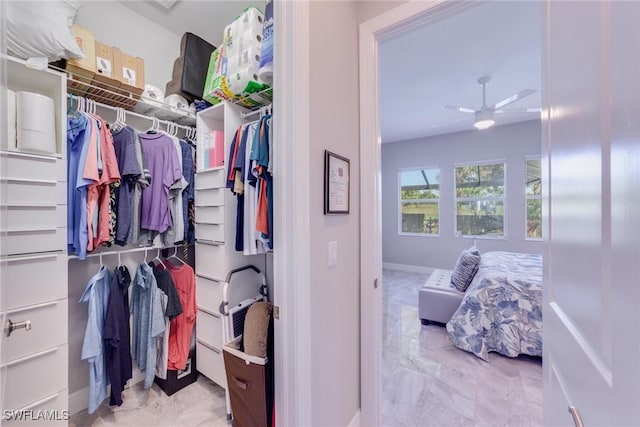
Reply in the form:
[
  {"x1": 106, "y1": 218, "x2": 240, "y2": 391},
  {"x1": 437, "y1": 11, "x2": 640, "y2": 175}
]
[
  {"x1": 1, "y1": 204, "x2": 65, "y2": 230},
  {"x1": 195, "y1": 242, "x2": 226, "y2": 281},
  {"x1": 195, "y1": 168, "x2": 226, "y2": 190},
  {"x1": 0, "y1": 227, "x2": 65, "y2": 256},
  {"x1": 1, "y1": 299, "x2": 68, "y2": 363},
  {"x1": 195, "y1": 223, "x2": 224, "y2": 244},
  {"x1": 1, "y1": 254, "x2": 67, "y2": 311},
  {"x1": 1, "y1": 345, "x2": 68, "y2": 416},
  {"x1": 5, "y1": 389, "x2": 69, "y2": 426},
  {"x1": 3, "y1": 178, "x2": 59, "y2": 205},
  {"x1": 196, "y1": 309, "x2": 223, "y2": 350},
  {"x1": 195, "y1": 188, "x2": 225, "y2": 207},
  {"x1": 196, "y1": 340, "x2": 227, "y2": 388},
  {"x1": 196, "y1": 275, "x2": 224, "y2": 316},
  {"x1": 1, "y1": 151, "x2": 65, "y2": 182},
  {"x1": 195, "y1": 206, "x2": 224, "y2": 224}
]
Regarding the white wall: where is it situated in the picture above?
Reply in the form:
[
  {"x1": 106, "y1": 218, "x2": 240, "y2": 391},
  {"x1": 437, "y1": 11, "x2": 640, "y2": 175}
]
[
  {"x1": 75, "y1": 1, "x2": 181, "y2": 89},
  {"x1": 382, "y1": 120, "x2": 543, "y2": 269},
  {"x1": 357, "y1": 1, "x2": 408, "y2": 24},
  {"x1": 307, "y1": 1, "x2": 361, "y2": 425}
]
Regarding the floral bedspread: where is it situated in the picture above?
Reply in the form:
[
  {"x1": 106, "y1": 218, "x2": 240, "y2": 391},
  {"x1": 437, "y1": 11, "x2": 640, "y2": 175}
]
[{"x1": 446, "y1": 251, "x2": 543, "y2": 361}]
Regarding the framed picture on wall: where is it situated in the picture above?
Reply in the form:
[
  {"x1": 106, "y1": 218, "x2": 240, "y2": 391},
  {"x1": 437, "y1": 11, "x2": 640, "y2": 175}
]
[{"x1": 324, "y1": 150, "x2": 350, "y2": 214}]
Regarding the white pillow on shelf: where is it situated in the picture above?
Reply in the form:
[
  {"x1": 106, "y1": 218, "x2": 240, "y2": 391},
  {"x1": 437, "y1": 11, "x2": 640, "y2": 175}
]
[{"x1": 7, "y1": 0, "x2": 83, "y2": 62}]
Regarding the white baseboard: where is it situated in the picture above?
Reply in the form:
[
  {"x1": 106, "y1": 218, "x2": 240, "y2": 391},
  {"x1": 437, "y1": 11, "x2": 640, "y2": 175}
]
[
  {"x1": 347, "y1": 409, "x2": 361, "y2": 427},
  {"x1": 68, "y1": 387, "x2": 89, "y2": 416},
  {"x1": 69, "y1": 369, "x2": 145, "y2": 415},
  {"x1": 382, "y1": 262, "x2": 434, "y2": 274}
]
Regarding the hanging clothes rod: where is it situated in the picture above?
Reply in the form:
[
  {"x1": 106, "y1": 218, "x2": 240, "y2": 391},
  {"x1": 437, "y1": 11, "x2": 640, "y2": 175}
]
[
  {"x1": 67, "y1": 244, "x2": 185, "y2": 260},
  {"x1": 241, "y1": 103, "x2": 273, "y2": 119},
  {"x1": 69, "y1": 94, "x2": 195, "y2": 133}
]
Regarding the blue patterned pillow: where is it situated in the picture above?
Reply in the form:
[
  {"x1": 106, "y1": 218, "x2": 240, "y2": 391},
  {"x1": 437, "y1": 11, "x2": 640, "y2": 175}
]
[{"x1": 451, "y1": 249, "x2": 481, "y2": 292}]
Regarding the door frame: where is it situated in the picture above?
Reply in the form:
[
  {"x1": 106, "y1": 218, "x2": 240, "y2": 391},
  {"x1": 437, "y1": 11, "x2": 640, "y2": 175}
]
[
  {"x1": 272, "y1": 1, "x2": 313, "y2": 426},
  {"x1": 359, "y1": 1, "x2": 484, "y2": 424}
]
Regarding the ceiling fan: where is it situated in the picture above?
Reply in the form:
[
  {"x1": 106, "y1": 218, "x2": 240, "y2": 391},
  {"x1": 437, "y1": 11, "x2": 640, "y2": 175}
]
[{"x1": 444, "y1": 76, "x2": 540, "y2": 130}]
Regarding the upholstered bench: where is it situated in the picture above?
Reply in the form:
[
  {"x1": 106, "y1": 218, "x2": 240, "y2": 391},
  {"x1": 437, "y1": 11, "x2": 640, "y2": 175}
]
[{"x1": 418, "y1": 269, "x2": 465, "y2": 325}]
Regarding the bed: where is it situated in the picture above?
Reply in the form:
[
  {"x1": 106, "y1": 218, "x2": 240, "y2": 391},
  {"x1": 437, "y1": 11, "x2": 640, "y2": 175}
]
[{"x1": 445, "y1": 251, "x2": 543, "y2": 361}]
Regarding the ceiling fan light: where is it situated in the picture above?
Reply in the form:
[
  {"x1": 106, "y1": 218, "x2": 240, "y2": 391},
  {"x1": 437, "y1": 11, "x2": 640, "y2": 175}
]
[
  {"x1": 474, "y1": 109, "x2": 495, "y2": 130},
  {"x1": 474, "y1": 119, "x2": 495, "y2": 130}
]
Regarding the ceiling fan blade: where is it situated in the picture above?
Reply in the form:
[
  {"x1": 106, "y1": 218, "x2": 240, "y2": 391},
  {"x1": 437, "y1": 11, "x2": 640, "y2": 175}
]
[
  {"x1": 444, "y1": 105, "x2": 476, "y2": 114},
  {"x1": 492, "y1": 89, "x2": 536, "y2": 109},
  {"x1": 495, "y1": 107, "x2": 542, "y2": 114}
]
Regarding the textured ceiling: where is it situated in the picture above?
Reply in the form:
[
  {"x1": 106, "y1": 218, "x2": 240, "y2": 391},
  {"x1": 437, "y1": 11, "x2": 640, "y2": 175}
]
[{"x1": 380, "y1": 1, "x2": 542, "y2": 143}]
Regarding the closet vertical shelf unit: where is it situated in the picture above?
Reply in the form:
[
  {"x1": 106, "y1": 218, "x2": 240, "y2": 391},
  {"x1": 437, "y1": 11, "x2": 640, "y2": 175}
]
[
  {"x1": 1, "y1": 57, "x2": 69, "y2": 422},
  {"x1": 193, "y1": 102, "x2": 266, "y2": 412}
]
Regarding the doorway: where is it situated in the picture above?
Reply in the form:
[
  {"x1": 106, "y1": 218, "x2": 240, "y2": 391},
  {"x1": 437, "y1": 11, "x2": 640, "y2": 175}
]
[
  {"x1": 362, "y1": 1, "x2": 640, "y2": 426},
  {"x1": 360, "y1": 1, "x2": 546, "y2": 425}
]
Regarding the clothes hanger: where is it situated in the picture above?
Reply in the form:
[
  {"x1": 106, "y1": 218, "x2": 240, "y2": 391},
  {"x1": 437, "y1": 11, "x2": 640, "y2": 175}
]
[
  {"x1": 119, "y1": 108, "x2": 127, "y2": 130},
  {"x1": 69, "y1": 95, "x2": 85, "y2": 119},
  {"x1": 99, "y1": 252, "x2": 104, "y2": 269},
  {"x1": 88, "y1": 99, "x2": 96, "y2": 117},
  {"x1": 118, "y1": 251, "x2": 122, "y2": 268},
  {"x1": 112, "y1": 107, "x2": 124, "y2": 131},
  {"x1": 67, "y1": 94, "x2": 74, "y2": 115},
  {"x1": 109, "y1": 106, "x2": 119, "y2": 131},
  {"x1": 121, "y1": 108, "x2": 127, "y2": 129},
  {"x1": 153, "y1": 247, "x2": 166, "y2": 268},
  {"x1": 146, "y1": 117, "x2": 157, "y2": 133},
  {"x1": 168, "y1": 246, "x2": 186, "y2": 266}
]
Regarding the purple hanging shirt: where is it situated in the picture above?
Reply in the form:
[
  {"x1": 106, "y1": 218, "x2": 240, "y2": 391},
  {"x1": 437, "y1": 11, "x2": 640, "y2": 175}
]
[{"x1": 139, "y1": 133, "x2": 182, "y2": 232}]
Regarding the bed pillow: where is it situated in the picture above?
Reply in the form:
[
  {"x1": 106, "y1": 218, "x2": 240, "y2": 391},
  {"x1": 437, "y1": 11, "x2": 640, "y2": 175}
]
[
  {"x1": 451, "y1": 249, "x2": 481, "y2": 292},
  {"x1": 7, "y1": 0, "x2": 83, "y2": 62}
]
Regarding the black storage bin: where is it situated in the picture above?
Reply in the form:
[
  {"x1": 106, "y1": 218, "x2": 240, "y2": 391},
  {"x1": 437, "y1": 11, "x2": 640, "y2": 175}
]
[
  {"x1": 154, "y1": 347, "x2": 198, "y2": 396},
  {"x1": 223, "y1": 324, "x2": 274, "y2": 427},
  {"x1": 164, "y1": 32, "x2": 216, "y2": 103}
]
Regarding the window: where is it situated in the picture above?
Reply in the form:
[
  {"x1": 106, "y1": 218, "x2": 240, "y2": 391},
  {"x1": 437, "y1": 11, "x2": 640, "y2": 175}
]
[
  {"x1": 455, "y1": 162, "x2": 505, "y2": 237},
  {"x1": 526, "y1": 157, "x2": 542, "y2": 239},
  {"x1": 398, "y1": 167, "x2": 440, "y2": 235}
]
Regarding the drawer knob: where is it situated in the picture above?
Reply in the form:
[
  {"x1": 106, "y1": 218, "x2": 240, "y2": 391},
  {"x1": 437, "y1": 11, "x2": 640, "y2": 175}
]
[{"x1": 5, "y1": 319, "x2": 32, "y2": 337}]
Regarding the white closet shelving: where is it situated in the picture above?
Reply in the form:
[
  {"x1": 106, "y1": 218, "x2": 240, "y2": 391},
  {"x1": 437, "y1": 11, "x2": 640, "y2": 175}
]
[
  {"x1": 1, "y1": 57, "x2": 69, "y2": 423},
  {"x1": 193, "y1": 101, "x2": 267, "y2": 416}
]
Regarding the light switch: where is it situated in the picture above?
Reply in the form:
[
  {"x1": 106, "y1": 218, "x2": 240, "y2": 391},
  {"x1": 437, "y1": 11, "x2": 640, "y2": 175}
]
[{"x1": 328, "y1": 241, "x2": 338, "y2": 267}]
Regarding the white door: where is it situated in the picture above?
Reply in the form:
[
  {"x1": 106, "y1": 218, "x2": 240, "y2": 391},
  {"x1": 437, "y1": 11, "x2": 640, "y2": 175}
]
[{"x1": 543, "y1": 0, "x2": 640, "y2": 425}]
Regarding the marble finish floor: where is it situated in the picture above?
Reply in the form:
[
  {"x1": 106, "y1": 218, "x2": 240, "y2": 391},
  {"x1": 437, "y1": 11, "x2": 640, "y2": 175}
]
[
  {"x1": 69, "y1": 375, "x2": 229, "y2": 427},
  {"x1": 382, "y1": 268, "x2": 543, "y2": 427}
]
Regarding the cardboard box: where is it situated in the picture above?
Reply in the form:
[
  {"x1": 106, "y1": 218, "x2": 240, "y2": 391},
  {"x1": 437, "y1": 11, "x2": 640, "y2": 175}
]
[
  {"x1": 119, "y1": 51, "x2": 145, "y2": 94},
  {"x1": 66, "y1": 25, "x2": 96, "y2": 96},
  {"x1": 111, "y1": 48, "x2": 137, "y2": 109},
  {"x1": 111, "y1": 49, "x2": 145, "y2": 109},
  {"x1": 94, "y1": 41, "x2": 115, "y2": 79},
  {"x1": 88, "y1": 41, "x2": 123, "y2": 106}
]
